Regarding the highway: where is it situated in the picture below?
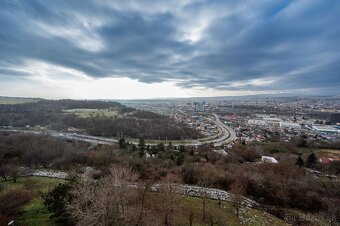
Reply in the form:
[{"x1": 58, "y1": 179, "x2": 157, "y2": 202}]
[
  {"x1": 210, "y1": 113, "x2": 237, "y2": 146},
  {"x1": 1, "y1": 114, "x2": 236, "y2": 147}
]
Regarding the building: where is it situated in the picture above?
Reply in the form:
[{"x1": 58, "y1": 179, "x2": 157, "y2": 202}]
[
  {"x1": 263, "y1": 117, "x2": 282, "y2": 126},
  {"x1": 279, "y1": 122, "x2": 301, "y2": 130},
  {"x1": 312, "y1": 125, "x2": 340, "y2": 135},
  {"x1": 248, "y1": 119, "x2": 267, "y2": 126},
  {"x1": 303, "y1": 120, "x2": 314, "y2": 127}
]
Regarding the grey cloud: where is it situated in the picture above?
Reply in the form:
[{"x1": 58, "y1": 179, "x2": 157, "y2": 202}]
[{"x1": 0, "y1": 0, "x2": 339, "y2": 95}]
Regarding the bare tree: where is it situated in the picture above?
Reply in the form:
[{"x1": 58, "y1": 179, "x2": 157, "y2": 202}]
[
  {"x1": 8, "y1": 164, "x2": 20, "y2": 183},
  {"x1": 0, "y1": 164, "x2": 10, "y2": 181},
  {"x1": 67, "y1": 165, "x2": 139, "y2": 226},
  {"x1": 188, "y1": 211, "x2": 194, "y2": 226},
  {"x1": 136, "y1": 180, "x2": 153, "y2": 226},
  {"x1": 198, "y1": 173, "x2": 215, "y2": 222},
  {"x1": 229, "y1": 180, "x2": 246, "y2": 219},
  {"x1": 159, "y1": 174, "x2": 179, "y2": 225}
]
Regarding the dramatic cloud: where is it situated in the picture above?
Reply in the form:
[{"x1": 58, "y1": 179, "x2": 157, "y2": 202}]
[{"x1": 0, "y1": 0, "x2": 339, "y2": 98}]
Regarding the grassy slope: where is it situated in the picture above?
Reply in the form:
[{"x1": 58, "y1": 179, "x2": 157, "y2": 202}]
[
  {"x1": 0, "y1": 177, "x2": 288, "y2": 226},
  {"x1": 18, "y1": 198, "x2": 53, "y2": 226},
  {"x1": 0, "y1": 177, "x2": 65, "y2": 226},
  {"x1": 179, "y1": 196, "x2": 287, "y2": 226},
  {"x1": 262, "y1": 142, "x2": 339, "y2": 161},
  {"x1": 294, "y1": 147, "x2": 340, "y2": 161}
]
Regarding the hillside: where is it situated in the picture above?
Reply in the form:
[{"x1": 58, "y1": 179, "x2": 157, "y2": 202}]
[
  {"x1": 0, "y1": 96, "x2": 41, "y2": 105},
  {"x1": 0, "y1": 99, "x2": 201, "y2": 140}
]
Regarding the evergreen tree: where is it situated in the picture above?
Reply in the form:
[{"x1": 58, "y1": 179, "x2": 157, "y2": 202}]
[
  {"x1": 297, "y1": 138, "x2": 307, "y2": 148},
  {"x1": 138, "y1": 138, "x2": 145, "y2": 151},
  {"x1": 150, "y1": 145, "x2": 158, "y2": 155},
  {"x1": 44, "y1": 183, "x2": 74, "y2": 225},
  {"x1": 176, "y1": 153, "x2": 185, "y2": 166},
  {"x1": 179, "y1": 145, "x2": 186, "y2": 153},
  {"x1": 296, "y1": 156, "x2": 304, "y2": 167},
  {"x1": 118, "y1": 138, "x2": 127, "y2": 149},
  {"x1": 138, "y1": 138, "x2": 146, "y2": 158},
  {"x1": 157, "y1": 143, "x2": 165, "y2": 152},
  {"x1": 307, "y1": 153, "x2": 317, "y2": 167},
  {"x1": 131, "y1": 144, "x2": 137, "y2": 152}
]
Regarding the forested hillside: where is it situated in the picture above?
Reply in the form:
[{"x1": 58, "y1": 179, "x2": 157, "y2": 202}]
[{"x1": 0, "y1": 100, "x2": 201, "y2": 140}]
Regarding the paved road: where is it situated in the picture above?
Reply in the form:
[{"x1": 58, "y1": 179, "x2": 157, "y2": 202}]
[
  {"x1": 1, "y1": 114, "x2": 236, "y2": 147},
  {"x1": 211, "y1": 113, "x2": 237, "y2": 146}
]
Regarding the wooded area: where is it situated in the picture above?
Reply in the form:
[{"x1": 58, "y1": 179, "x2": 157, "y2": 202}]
[
  {"x1": 0, "y1": 131, "x2": 339, "y2": 225},
  {"x1": 0, "y1": 100, "x2": 201, "y2": 140}
]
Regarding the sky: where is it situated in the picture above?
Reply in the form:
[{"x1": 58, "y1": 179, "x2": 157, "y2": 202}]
[{"x1": 0, "y1": 0, "x2": 339, "y2": 99}]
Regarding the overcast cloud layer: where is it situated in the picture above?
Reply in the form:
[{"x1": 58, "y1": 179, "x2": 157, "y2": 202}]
[{"x1": 0, "y1": 0, "x2": 339, "y2": 98}]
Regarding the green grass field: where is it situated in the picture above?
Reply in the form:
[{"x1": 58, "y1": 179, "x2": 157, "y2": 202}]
[
  {"x1": 178, "y1": 196, "x2": 287, "y2": 226},
  {"x1": 63, "y1": 108, "x2": 120, "y2": 118},
  {"x1": 17, "y1": 197, "x2": 56, "y2": 226},
  {"x1": 294, "y1": 148, "x2": 340, "y2": 161}
]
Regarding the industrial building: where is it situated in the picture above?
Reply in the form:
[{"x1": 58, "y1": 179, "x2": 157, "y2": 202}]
[
  {"x1": 263, "y1": 117, "x2": 282, "y2": 126},
  {"x1": 312, "y1": 125, "x2": 340, "y2": 134},
  {"x1": 279, "y1": 122, "x2": 301, "y2": 130}
]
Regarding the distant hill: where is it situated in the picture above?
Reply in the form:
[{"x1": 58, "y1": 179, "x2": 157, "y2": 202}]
[{"x1": 0, "y1": 96, "x2": 42, "y2": 105}]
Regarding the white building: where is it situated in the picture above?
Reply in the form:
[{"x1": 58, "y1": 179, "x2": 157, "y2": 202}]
[
  {"x1": 303, "y1": 120, "x2": 314, "y2": 127},
  {"x1": 263, "y1": 117, "x2": 282, "y2": 126},
  {"x1": 279, "y1": 122, "x2": 301, "y2": 130},
  {"x1": 248, "y1": 119, "x2": 267, "y2": 126}
]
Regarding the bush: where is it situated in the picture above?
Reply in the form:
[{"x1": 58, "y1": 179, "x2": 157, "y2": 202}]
[
  {"x1": 0, "y1": 188, "x2": 32, "y2": 215},
  {"x1": 181, "y1": 163, "x2": 225, "y2": 188},
  {"x1": 90, "y1": 171, "x2": 103, "y2": 180},
  {"x1": 45, "y1": 183, "x2": 74, "y2": 225}
]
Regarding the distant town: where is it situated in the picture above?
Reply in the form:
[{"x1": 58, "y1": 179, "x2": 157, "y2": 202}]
[{"x1": 123, "y1": 95, "x2": 340, "y2": 145}]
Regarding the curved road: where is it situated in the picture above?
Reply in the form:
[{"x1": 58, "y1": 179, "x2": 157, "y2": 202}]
[
  {"x1": 1, "y1": 114, "x2": 237, "y2": 147},
  {"x1": 210, "y1": 113, "x2": 237, "y2": 146}
]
